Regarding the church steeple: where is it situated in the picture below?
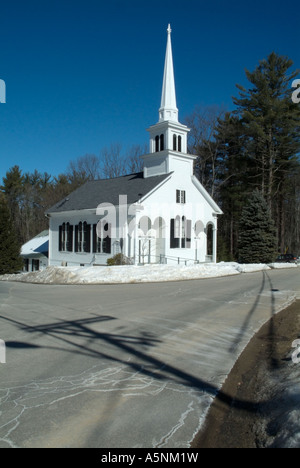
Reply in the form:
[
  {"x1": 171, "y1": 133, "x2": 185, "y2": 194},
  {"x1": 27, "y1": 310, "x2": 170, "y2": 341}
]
[
  {"x1": 159, "y1": 24, "x2": 178, "y2": 123},
  {"x1": 142, "y1": 25, "x2": 194, "y2": 179}
]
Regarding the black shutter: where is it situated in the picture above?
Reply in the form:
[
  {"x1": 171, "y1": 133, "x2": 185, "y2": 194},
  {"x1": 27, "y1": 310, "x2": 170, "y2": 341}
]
[
  {"x1": 67, "y1": 225, "x2": 73, "y2": 252},
  {"x1": 59, "y1": 225, "x2": 62, "y2": 251},
  {"x1": 92, "y1": 224, "x2": 97, "y2": 253},
  {"x1": 170, "y1": 219, "x2": 179, "y2": 249},
  {"x1": 176, "y1": 190, "x2": 180, "y2": 204},
  {"x1": 75, "y1": 225, "x2": 79, "y2": 252},
  {"x1": 103, "y1": 223, "x2": 111, "y2": 254},
  {"x1": 84, "y1": 223, "x2": 91, "y2": 253}
]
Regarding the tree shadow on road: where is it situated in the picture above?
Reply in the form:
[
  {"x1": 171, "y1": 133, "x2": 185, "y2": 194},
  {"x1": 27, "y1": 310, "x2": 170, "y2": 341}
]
[
  {"x1": 228, "y1": 270, "x2": 281, "y2": 372},
  {"x1": 0, "y1": 282, "x2": 279, "y2": 415}
]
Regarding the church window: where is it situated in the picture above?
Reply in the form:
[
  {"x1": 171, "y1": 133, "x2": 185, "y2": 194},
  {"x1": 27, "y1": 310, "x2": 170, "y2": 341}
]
[
  {"x1": 170, "y1": 217, "x2": 180, "y2": 248},
  {"x1": 155, "y1": 134, "x2": 165, "y2": 152},
  {"x1": 170, "y1": 216, "x2": 191, "y2": 249},
  {"x1": 75, "y1": 221, "x2": 91, "y2": 253},
  {"x1": 160, "y1": 134, "x2": 164, "y2": 151},
  {"x1": 181, "y1": 216, "x2": 186, "y2": 248},
  {"x1": 59, "y1": 222, "x2": 73, "y2": 252},
  {"x1": 173, "y1": 134, "x2": 177, "y2": 151},
  {"x1": 93, "y1": 223, "x2": 111, "y2": 254},
  {"x1": 178, "y1": 136, "x2": 182, "y2": 152},
  {"x1": 155, "y1": 136, "x2": 160, "y2": 152},
  {"x1": 176, "y1": 189, "x2": 186, "y2": 204}
]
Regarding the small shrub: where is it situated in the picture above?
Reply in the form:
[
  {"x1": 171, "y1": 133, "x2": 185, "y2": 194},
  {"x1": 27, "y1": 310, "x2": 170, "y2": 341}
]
[{"x1": 107, "y1": 254, "x2": 132, "y2": 266}]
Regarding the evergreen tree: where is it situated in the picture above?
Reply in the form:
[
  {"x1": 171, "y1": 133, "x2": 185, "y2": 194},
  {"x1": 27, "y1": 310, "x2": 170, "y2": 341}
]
[
  {"x1": 0, "y1": 195, "x2": 23, "y2": 274},
  {"x1": 233, "y1": 52, "x2": 300, "y2": 251},
  {"x1": 238, "y1": 189, "x2": 277, "y2": 263},
  {"x1": 215, "y1": 112, "x2": 249, "y2": 259}
]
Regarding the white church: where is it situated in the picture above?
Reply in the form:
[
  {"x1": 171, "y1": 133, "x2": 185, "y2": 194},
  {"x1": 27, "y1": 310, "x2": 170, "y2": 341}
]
[{"x1": 47, "y1": 25, "x2": 223, "y2": 267}]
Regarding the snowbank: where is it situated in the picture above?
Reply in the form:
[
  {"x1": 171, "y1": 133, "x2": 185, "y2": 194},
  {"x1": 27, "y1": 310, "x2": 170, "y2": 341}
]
[{"x1": 0, "y1": 262, "x2": 298, "y2": 285}]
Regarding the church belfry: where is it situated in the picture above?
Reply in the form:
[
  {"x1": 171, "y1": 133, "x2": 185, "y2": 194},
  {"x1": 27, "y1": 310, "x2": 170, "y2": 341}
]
[{"x1": 142, "y1": 25, "x2": 195, "y2": 179}]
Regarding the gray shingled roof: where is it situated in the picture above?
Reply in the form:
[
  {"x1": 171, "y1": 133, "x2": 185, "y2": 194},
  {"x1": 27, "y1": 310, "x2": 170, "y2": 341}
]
[{"x1": 47, "y1": 172, "x2": 171, "y2": 214}]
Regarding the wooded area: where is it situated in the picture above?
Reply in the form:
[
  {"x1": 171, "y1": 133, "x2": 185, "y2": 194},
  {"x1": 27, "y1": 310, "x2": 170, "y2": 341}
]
[{"x1": 1, "y1": 52, "x2": 300, "y2": 262}]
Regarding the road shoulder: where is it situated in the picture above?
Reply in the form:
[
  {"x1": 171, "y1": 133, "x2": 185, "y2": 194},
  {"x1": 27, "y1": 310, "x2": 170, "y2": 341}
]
[{"x1": 192, "y1": 300, "x2": 300, "y2": 448}]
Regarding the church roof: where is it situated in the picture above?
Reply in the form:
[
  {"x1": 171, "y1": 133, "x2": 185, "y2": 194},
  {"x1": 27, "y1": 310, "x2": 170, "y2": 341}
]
[{"x1": 47, "y1": 172, "x2": 171, "y2": 214}]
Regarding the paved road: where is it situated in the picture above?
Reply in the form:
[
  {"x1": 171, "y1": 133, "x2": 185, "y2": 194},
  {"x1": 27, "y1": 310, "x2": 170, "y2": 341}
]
[{"x1": 0, "y1": 269, "x2": 299, "y2": 448}]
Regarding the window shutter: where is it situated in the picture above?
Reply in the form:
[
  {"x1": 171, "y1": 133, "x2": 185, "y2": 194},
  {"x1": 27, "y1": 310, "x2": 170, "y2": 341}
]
[
  {"x1": 170, "y1": 219, "x2": 175, "y2": 248},
  {"x1": 92, "y1": 224, "x2": 97, "y2": 253},
  {"x1": 59, "y1": 225, "x2": 63, "y2": 251},
  {"x1": 186, "y1": 220, "x2": 192, "y2": 248},
  {"x1": 75, "y1": 225, "x2": 79, "y2": 252},
  {"x1": 103, "y1": 223, "x2": 111, "y2": 253},
  {"x1": 170, "y1": 218, "x2": 180, "y2": 249},
  {"x1": 67, "y1": 225, "x2": 73, "y2": 252},
  {"x1": 176, "y1": 190, "x2": 180, "y2": 203},
  {"x1": 106, "y1": 234, "x2": 111, "y2": 254},
  {"x1": 84, "y1": 223, "x2": 91, "y2": 253}
]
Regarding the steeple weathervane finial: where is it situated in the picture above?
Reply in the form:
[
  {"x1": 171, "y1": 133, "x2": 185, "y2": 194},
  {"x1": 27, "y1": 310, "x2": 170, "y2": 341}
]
[{"x1": 159, "y1": 24, "x2": 178, "y2": 123}]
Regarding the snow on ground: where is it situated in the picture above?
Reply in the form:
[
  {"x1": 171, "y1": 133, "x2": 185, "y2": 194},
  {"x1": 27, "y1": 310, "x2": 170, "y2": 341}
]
[
  {"x1": 260, "y1": 355, "x2": 300, "y2": 448},
  {"x1": 0, "y1": 262, "x2": 298, "y2": 285}
]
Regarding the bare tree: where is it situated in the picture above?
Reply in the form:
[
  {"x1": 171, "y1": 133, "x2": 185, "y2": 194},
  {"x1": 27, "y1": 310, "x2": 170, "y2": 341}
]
[
  {"x1": 100, "y1": 143, "x2": 127, "y2": 179},
  {"x1": 125, "y1": 144, "x2": 147, "y2": 174},
  {"x1": 67, "y1": 154, "x2": 101, "y2": 184},
  {"x1": 185, "y1": 105, "x2": 226, "y2": 197}
]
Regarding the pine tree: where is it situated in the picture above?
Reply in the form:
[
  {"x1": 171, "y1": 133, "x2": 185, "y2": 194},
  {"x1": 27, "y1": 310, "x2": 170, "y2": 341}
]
[
  {"x1": 215, "y1": 112, "x2": 250, "y2": 260},
  {"x1": 238, "y1": 189, "x2": 277, "y2": 264},
  {"x1": 0, "y1": 195, "x2": 23, "y2": 274},
  {"x1": 233, "y1": 53, "x2": 300, "y2": 251}
]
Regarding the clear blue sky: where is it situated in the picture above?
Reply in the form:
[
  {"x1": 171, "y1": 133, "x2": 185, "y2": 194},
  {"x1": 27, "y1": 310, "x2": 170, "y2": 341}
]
[{"x1": 0, "y1": 0, "x2": 299, "y2": 182}]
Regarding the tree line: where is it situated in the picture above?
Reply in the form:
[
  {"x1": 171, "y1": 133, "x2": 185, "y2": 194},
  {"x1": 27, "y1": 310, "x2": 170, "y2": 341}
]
[
  {"x1": 187, "y1": 52, "x2": 300, "y2": 259},
  {"x1": 0, "y1": 144, "x2": 146, "y2": 247},
  {"x1": 1, "y1": 52, "x2": 300, "y2": 271}
]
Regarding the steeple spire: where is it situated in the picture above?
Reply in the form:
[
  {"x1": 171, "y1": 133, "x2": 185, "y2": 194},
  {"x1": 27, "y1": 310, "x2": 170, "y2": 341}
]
[{"x1": 159, "y1": 24, "x2": 178, "y2": 123}]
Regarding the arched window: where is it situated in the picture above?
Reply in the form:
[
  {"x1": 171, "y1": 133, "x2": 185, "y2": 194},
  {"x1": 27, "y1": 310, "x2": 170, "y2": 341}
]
[
  {"x1": 178, "y1": 136, "x2": 182, "y2": 152},
  {"x1": 59, "y1": 223, "x2": 73, "y2": 252},
  {"x1": 138, "y1": 216, "x2": 152, "y2": 236},
  {"x1": 207, "y1": 224, "x2": 213, "y2": 258},
  {"x1": 173, "y1": 134, "x2": 177, "y2": 151},
  {"x1": 93, "y1": 222, "x2": 111, "y2": 254},
  {"x1": 155, "y1": 135, "x2": 160, "y2": 152},
  {"x1": 160, "y1": 134, "x2": 164, "y2": 151},
  {"x1": 170, "y1": 216, "x2": 191, "y2": 249},
  {"x1": 75, "y1": 221, "x2": 91, "y2": 253}
]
